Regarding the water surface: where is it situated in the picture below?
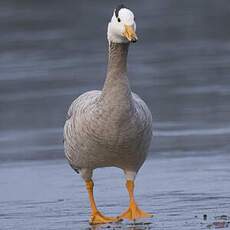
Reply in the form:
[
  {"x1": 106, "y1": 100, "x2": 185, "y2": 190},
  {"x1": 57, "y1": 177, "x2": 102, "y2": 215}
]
[{"x1": 0, "y1": 0, "x2": 230, "y2": 161}]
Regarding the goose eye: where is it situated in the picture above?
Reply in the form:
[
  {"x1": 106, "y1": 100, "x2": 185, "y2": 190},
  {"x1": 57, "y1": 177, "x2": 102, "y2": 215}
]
[{"x1": 117, "y1": 17, "x2": 121, "y2": 22}]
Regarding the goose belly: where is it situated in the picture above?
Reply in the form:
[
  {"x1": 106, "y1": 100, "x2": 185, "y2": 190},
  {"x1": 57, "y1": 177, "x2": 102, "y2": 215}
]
[{"x1": 64, "y1": 114, "x2": 152, "y2": 171}]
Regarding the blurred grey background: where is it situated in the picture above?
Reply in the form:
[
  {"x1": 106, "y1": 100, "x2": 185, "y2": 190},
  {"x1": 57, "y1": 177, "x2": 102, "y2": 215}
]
[{"x1": 1, "y1": 0, "x2": 230, "y2": 161}]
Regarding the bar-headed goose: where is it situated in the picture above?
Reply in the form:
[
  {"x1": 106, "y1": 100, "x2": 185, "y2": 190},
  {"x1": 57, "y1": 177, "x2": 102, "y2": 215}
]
[{"x1": 64, "y1": 4, "x2": 153, "y2": 225}]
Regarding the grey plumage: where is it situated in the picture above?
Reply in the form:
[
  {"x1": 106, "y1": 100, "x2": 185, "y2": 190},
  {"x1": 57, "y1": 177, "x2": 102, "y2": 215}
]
[{"x1": 64, "y1": 42, "x2": 152, "y2": 181}]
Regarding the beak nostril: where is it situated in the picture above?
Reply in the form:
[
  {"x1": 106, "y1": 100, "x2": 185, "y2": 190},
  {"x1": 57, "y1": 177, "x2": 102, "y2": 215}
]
[{"x1": 123, "y1": 24, "x2": 138, "y2": 43}]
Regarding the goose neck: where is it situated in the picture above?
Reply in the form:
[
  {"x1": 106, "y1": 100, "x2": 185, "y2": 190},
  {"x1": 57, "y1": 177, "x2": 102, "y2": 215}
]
[
  {"x1": 101, "y1": 42, "x2": 131, "y2": 99},
  {"x1": 107, "y1": 42, "x2": 129, "y2": 75}
]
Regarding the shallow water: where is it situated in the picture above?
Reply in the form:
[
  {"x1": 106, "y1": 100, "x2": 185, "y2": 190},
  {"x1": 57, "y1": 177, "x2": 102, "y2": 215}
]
[
  {"x1": 1, "y1": 154, "x2": 230, "y2": 229},
  {"x1": 0, "y1": 0, "x2": 230, "y2": 161}
]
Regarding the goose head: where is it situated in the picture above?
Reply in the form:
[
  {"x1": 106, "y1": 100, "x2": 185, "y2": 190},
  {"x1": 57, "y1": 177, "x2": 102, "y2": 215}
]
[{"x1": 107, "y1": 4, "x2": 138, "y2": 44}]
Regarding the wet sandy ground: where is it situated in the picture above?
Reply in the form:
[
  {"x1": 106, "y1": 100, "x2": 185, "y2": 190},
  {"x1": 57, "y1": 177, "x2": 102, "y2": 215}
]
[{"x1": 1, "y1": 153, "x2": 230, "y2": 230}]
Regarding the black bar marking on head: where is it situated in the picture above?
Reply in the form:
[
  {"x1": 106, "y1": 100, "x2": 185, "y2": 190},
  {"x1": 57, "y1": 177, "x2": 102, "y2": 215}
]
[{"x1": 115, "y1": 4, "x2": 128, "y2": 18}]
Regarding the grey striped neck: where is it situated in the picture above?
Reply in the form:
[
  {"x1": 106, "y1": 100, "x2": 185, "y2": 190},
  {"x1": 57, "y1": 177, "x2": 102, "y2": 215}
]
[{"x1": 101, "y1": 42, "x2": 131, "y2": 101}]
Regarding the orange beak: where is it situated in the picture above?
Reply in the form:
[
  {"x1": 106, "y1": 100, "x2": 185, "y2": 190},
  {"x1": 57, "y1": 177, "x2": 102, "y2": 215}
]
[{"x1": 122, "y1": 24, "x2": 138, "y2": 42}]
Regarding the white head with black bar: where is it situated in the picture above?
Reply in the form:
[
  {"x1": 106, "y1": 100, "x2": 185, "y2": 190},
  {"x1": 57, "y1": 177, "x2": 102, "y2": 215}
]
[{"x1": 107, "y1": 4, "x2": 138, "y2": 43}]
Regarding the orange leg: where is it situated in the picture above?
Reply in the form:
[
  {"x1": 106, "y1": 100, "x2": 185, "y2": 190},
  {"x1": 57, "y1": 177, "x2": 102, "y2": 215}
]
[
  {"x1": 119, "y1": 180, "x2": 153, "y2": 221},
  {"x1": 85, "y1": 179, "x2": 120, "y2": 225}
]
